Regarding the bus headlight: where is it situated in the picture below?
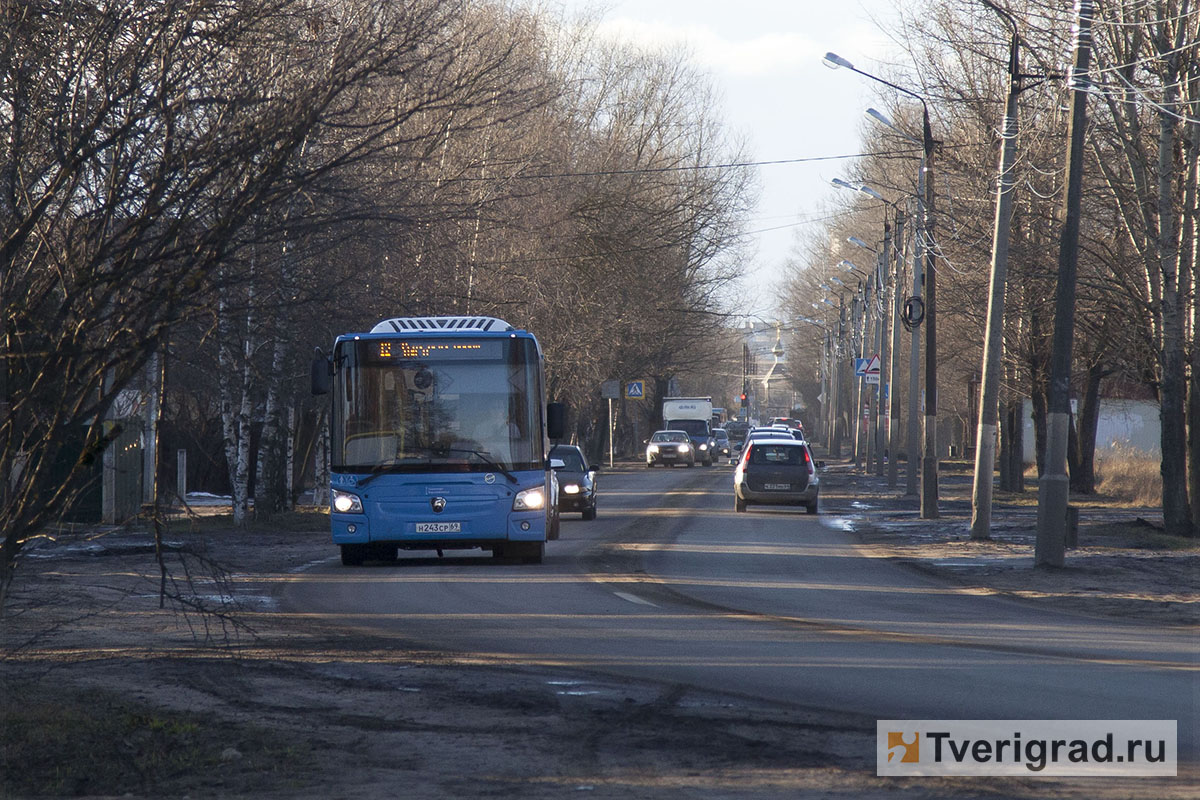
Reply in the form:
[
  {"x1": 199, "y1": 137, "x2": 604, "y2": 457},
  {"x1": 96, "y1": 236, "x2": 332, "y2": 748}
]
[
  {"x1": 332, "y1": 490, "x2": 363, "y2": 514},
  {"x1": 513, "y1": 486, "x2": 545, "y2": 511}
]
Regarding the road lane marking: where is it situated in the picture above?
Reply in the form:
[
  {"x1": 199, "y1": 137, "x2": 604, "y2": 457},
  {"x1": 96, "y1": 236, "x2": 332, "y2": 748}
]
[{"x1": 613, "y1": 591, "x2": 659, "y2": 607}]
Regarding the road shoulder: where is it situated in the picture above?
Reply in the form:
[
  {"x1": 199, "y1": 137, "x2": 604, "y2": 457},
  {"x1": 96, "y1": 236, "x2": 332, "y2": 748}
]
[{"x1": 817, "y1": 458, "x2": 1198, "y2": 627}]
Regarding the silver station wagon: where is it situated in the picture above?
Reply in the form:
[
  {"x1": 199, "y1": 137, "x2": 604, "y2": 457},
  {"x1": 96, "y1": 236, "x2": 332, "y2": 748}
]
[{"x1": 733, "y1": 438, "x2": 821, "y2": 514}]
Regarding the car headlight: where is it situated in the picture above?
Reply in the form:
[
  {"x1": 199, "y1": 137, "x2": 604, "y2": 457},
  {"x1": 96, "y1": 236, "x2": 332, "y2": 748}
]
[
  {"x1": 648, "y1": 444, "x2": 659, "y2": 453},
  {"x1": 563, "y1": 483, "x2": 581, "y2": 495},
  {"x1": 680, "y1": 444, "x2": 691, "y2": 452},
  {"x1": 699, "y1": 443, "x2": 708, "y2": 450},
  {"x1": 513, "y1": 486, "x2": 545, "y2": 511},
  {"x1": 331, "y1": 490, "x2": 363, "y2": 514}
]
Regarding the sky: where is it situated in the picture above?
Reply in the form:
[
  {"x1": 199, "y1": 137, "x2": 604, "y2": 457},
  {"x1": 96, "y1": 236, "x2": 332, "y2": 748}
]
[{"x1": 546, "y1": 0, "x2": 905, "y2": 318}]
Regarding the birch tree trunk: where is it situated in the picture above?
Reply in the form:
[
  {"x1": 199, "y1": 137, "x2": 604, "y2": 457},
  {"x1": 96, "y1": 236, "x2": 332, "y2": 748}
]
[
  {"x1": 255, "y1": 329, "x2": 288, "y2": 517},
  {"x1": 232, "y1": 297, "x2": 256, "y2": 526},
  {"x1": 313, "y1": 410, "x2": 329, "y2": 508},
  {"x1": 217, "y1": 265, "x2": 256, "y2": 528}
]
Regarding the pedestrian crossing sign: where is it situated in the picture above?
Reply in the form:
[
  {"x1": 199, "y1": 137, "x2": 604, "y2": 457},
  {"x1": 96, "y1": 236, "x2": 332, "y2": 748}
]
[{"x1": 625, "y1": 380, "x2": 645, "y2": 399}]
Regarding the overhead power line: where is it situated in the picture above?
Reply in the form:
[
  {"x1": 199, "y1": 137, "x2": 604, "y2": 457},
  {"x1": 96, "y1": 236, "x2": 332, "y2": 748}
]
[{"x1": 442, "y1": 149, "x2": 923, "y2": 182}]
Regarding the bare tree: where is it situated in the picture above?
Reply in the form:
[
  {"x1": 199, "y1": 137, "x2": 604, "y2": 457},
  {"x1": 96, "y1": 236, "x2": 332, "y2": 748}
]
[{"x1": 0, "y1": 0, "x2": 534, "y2": 605}]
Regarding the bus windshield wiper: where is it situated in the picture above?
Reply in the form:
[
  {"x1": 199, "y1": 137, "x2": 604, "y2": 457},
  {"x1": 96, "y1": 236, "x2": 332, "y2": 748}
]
[
  {"x1": 443, "y1": 448, "x2": 518, "y2": 484},
  {"x1": 354, "y1": 460, "x2": 404, "y2": 490},
  {"x1": 357, "y1": 447, "x2": 519, "y2": 485}
]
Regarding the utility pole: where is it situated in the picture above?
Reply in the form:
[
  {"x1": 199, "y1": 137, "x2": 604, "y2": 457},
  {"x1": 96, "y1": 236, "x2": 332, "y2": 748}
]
[
  {"x1": 920, "y1": 106, "x2": 939, "y2": 519},
  {"x1": 888, "y1": 211, "x2": 906, "y2": 488},
  {"x1": 833, "y1": 300, "x2": 847, "y2": 457},
  {"x1": 971, "y1": 0, "x2": 1026, "y2": 540},
  {"x1": 835, "y1": 307, "x2": 844, "y2": 455},
  {"x1": 1036, "y1": 0, "x2": 1094, "y2": 567},
  {"x1": 906, "y1": 162, "x2": 926, "y2": 497},
  {"x1": 851, "y1": 292, "x2": 863, "y2": 466},
  {"x1": 874, "y1": 224, "x2": 891, "y2": 476}
]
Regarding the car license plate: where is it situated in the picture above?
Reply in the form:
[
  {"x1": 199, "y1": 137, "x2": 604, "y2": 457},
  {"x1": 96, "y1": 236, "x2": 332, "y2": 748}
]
[
  {"x1": 763, "y1": 483, "x2": 791, "y2": 490},
  {"x1": 415, "y1": 522, "x2": 462, "y2": 533}
]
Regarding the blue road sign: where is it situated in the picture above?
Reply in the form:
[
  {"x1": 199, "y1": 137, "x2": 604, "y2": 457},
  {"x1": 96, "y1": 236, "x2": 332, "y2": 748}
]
[{"x1": 625, "y1": 380, "x2": 645, "y2": 399}]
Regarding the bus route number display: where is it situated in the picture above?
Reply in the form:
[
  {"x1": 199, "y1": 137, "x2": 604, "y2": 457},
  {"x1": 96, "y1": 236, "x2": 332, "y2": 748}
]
[{"x1": 375, "y1": 340, "x2": 501, "y2": 361}]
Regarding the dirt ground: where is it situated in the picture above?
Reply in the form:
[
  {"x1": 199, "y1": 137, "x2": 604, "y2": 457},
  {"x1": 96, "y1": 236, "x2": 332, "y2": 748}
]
[{"x1": 1, "y1": 464, "x2": 1196, "y2": 799}]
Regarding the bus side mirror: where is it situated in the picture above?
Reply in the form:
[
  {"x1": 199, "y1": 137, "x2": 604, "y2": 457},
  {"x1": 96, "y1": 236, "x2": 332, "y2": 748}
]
[
  {"x1": 311, "y1": 350, "x2": 331, "y2": 396},
  {"x1": 546, "y1": 402, "x2": 566, "y2": 441}
]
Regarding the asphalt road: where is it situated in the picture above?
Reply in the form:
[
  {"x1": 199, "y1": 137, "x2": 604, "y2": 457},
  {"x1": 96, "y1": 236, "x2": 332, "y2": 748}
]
[{"x1": 280, "y1": 463, "x2": 1198, "y2": 760}]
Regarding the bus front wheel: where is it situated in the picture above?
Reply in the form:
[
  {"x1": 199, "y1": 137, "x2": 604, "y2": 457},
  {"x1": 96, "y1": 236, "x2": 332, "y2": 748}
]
[
  {"x1": 511, "y1": 541, "x2": 543, "y2": 564},
  {"x1": 341, "y1": 543, "x2": 367, "y2": 566}
]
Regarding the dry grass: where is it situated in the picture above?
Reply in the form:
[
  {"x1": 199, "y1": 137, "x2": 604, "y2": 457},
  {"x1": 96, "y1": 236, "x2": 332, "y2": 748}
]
[
  {"x1": 1095, "y1": 447, "x2": 1162, "y2": 507},
  {"x1": 1010, "y1": 448, "x2": 1163, "y2": 509}
]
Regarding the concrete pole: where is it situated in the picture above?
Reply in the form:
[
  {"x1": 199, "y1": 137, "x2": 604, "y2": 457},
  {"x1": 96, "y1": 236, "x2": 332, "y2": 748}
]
[
  {"x1": 820, "y1": 331, "x2": 830, "y2": 443},
  {"x1": 1037, "y1": 0, "x2": 1093, "y2": 567},
  {"x1": 853, "y1": 288, "x2": 870, "y2": 468},
  {"x1": 920, "y1": 107, "x2": 940, "y2": 519},
  {"x1": 971, "y1": 15, "x2": 1022, "y2": 541},
  {"x1": 888, "y1": 212, "x2": 906, "y2": 488},
  {"x1": 840, "y1": 298, "x2": 849, "y2": 455},
  {"x1": 905, "y1": 158, "x2": 926, "y2": 497},
  {"x1": 874, "y1": 226, "x2": 891, "y2": 477}
]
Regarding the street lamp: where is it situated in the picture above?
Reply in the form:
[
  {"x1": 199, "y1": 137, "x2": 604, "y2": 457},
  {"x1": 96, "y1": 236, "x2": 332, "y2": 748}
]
[
  {"x1": 848, "y1": 236, "x2": 876, "y2": 252},
  {"x1": 866, "y1": 107, "x2": 920, "y2": 143},
  {"x1": 827, "y1": 51, "x2": 940, "y2": 517}
]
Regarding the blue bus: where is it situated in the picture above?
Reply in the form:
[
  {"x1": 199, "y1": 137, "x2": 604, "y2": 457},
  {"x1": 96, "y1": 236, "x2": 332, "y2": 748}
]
[{"x1": 312, "y1": 316, "x2": 565, "y2": 565}]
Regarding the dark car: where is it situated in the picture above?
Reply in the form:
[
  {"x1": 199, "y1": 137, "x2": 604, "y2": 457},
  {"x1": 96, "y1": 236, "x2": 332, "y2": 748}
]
[
  {"x1": 712, "y1": 428, "x2": 732, "y2": 459},
  {"x1": 770, "y1": 417, "x2": 805, "y2": 436},
  {"x1": 646, "y1": 430, "x2": 695, "y2": 467},
  {"x1": 725, "y1": 421, "x2": 748, "y2": 453},
  {"x1": 550, "y1": 444, "x2": 597, "y2": 521},
  {"x1": 733, "y1": 438, "x2": 821, "y2": 514}
]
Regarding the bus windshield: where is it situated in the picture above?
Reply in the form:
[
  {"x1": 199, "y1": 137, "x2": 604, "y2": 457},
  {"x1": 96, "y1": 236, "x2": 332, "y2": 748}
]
[{"x1": 331, "y1": 337, "x2": 544, "y2": 473}]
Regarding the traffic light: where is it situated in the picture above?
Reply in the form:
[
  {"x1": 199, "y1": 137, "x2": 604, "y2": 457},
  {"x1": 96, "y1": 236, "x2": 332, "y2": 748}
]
[{"x1": 740, "y1": 392, "x2": 747, "y2": 407}]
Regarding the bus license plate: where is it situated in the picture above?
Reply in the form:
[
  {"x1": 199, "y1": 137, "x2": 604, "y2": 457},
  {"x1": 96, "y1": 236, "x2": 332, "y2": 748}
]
[
  {"x1": 415, "y1": 522, "x2": 462, "y2": 533},
  {"x1": 763, "y1": 483, "x2": 791, "y2": 490}
]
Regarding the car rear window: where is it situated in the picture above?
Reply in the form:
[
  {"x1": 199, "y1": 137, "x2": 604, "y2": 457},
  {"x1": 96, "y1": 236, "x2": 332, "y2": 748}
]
[{"x1": 750, "y1": 444, "x2": 807, "y2": 466}]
